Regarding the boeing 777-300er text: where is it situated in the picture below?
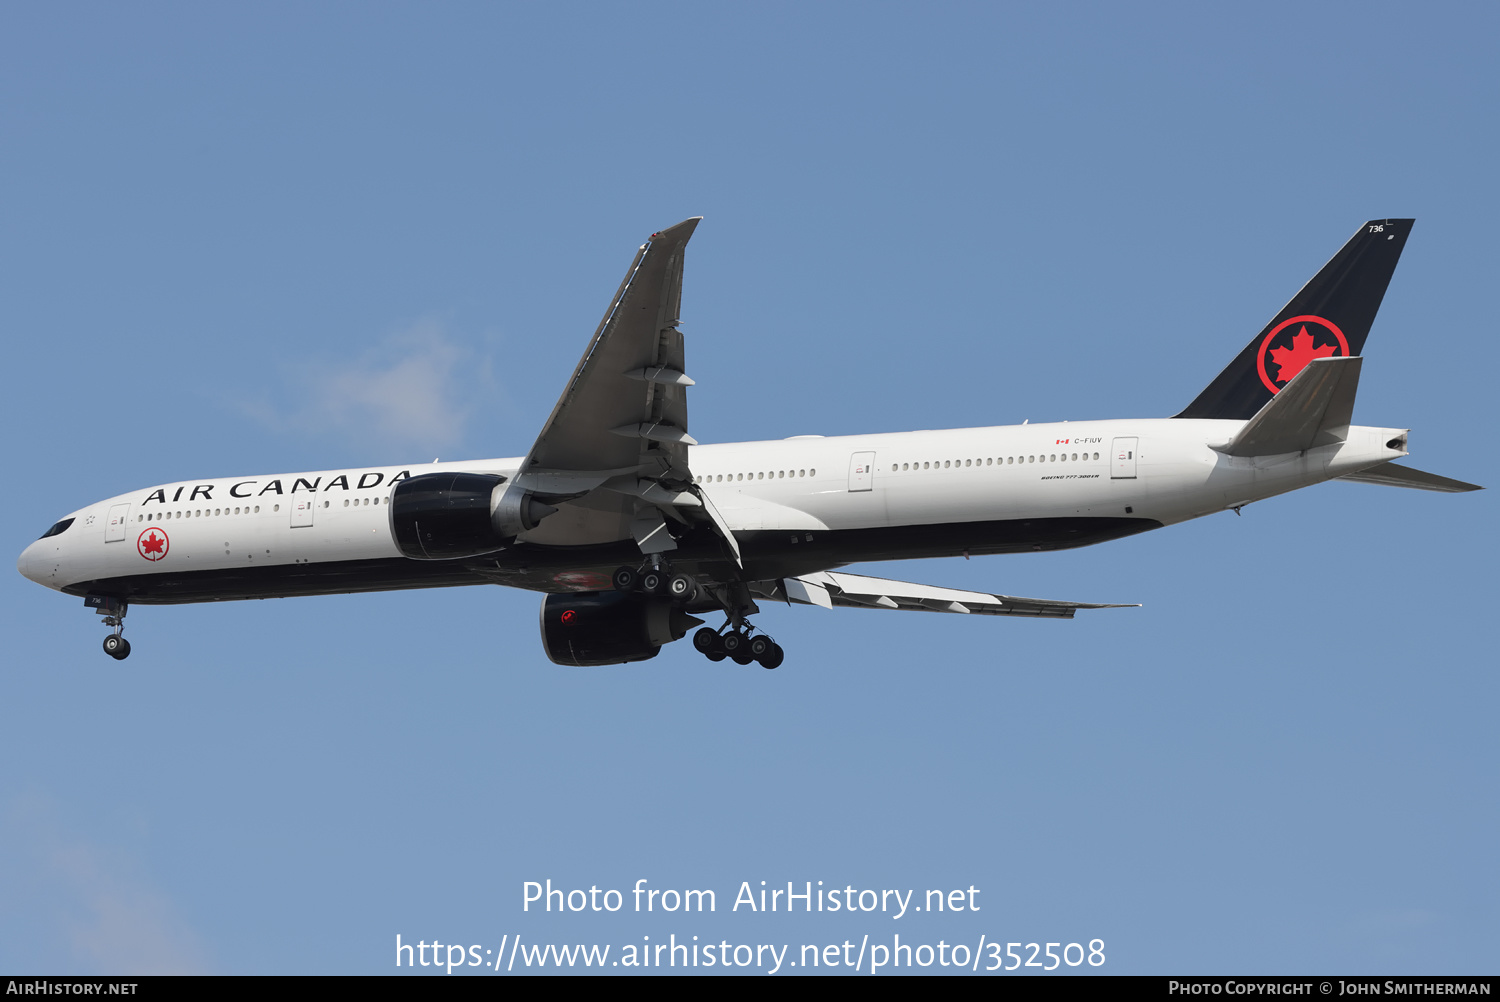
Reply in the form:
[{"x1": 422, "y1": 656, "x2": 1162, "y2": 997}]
[{"x1": 17, "y1": 218, "x2": 1481, "y2": 668}]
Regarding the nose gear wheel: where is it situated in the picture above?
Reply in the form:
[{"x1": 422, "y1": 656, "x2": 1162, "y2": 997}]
[{"x1": 92, "y1": 598, "x2": 132, "y2": 660}]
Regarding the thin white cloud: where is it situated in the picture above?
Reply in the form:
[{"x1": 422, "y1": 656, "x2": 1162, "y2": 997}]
[
  {"x1": 240, "y1": 319, "x2": 497, "y2": 455},
  {"x1": 2, "y1": 793, "x2": 211, "y2": 974}
]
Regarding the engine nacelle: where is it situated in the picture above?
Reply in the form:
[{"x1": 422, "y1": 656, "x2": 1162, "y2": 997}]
[
  {"x1": 390, "y1": 472, "x2": 555, "y2": 559},
  {"x1": 540, "y1": 591, "x2": 703, "y2": 666}
]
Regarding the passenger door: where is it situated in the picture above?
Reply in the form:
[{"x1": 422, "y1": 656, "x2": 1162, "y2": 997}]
[
  {"x1": 1111, "y1": 437, "x2": 1138, "y2": 479},
  {"x1": 105, "y1": 503, "x2": 130, "y2": 542},
  {"x1": 848, "y1": 451, "x2": 875, "y2": 492}
]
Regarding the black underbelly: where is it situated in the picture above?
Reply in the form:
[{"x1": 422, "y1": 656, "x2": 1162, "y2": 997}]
[{"x1": 63, "y1": 516, "x2": 1161, "y2": 604}]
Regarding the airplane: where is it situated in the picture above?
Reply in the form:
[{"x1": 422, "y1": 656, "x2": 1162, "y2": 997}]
[{"x1": 16, "y1": 217, "x2": 1481, "y2": 669}]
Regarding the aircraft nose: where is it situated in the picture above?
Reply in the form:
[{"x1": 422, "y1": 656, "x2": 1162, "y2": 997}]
[
  {"x1": 17, "y1": 541, "x2": 39, "y2": 583},
  {"x1": 17, "y1": 540, "x2": 48, "y2": 586}
]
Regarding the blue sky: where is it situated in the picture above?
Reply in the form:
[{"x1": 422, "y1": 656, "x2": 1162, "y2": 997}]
[{"x1": 2, "y1": 2, "x2": 1495, "y2": 975}]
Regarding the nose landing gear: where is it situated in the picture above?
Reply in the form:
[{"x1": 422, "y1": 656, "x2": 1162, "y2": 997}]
[{"x1": 86, "y1": 596, "x2": 131, "y2": 660}]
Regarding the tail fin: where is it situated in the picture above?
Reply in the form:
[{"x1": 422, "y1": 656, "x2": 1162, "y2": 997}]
[{"x1": 1175, "y1": 219, "x2": 1413, "y2": 420}]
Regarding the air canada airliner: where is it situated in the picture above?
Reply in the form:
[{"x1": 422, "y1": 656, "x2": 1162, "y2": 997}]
[{"x1": 17, "y1": 218, "x2": 1480, "y2": 668}]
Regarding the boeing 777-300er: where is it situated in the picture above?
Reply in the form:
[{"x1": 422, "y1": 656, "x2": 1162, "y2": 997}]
[{"x1": 17, "y1": 218, "x2": 1481, "y2": 668}]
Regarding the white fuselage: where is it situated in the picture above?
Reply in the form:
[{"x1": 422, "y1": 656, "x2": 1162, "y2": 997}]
[{"x1": 17, "y1": 417, "x2": 1408, "y2": 603}]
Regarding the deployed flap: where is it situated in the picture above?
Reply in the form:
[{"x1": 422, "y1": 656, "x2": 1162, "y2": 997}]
[
  {"x1": 696, "y1": 489, "x2": 743, "y2": 568},
  {"x1": 1338, "y1": 462, "x2": 1483, "y2": 493},
  {"x1": 1220, "y1": 355, "x2": 1362, "y2": 457},
  {"x1": 759, "y1": 571, "x2": 1137, "y2": 619},
  {"x1": 519, "y1": 217, "x2": 701, "y2": 486}
]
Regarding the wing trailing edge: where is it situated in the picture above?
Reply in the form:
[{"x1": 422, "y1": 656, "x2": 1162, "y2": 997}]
[{"x1": 756, "y1": 571, "x2": 1137, "y2": 619}]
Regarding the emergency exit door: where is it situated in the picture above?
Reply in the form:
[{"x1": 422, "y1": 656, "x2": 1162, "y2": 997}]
[
  {"x1": 848, "y1": 451, "x2": 875, "y2": 492},
  {"x1": 291, "y1": 497, "x2": 315, "y2": 528},
  {"x1": 1111, "y1": 437, "x2": 1138, "y2": 479}
]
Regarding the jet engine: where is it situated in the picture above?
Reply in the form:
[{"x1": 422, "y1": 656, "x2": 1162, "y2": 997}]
[
  {"x1": 390, "y1": 472, "x2": 556, "y2": 559},
  {"x1": 540, "y1": 591, "x2": 703, "y2": 666}
]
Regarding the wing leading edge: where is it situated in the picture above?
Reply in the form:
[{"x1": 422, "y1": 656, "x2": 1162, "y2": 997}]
[{"x1": 520, "y1": 216, "x2": 701, "y2": 483}]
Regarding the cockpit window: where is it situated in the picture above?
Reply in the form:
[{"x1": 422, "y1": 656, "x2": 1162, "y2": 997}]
[{"x1": 39, "y1": 518, "x2": 74, "y2": 539}]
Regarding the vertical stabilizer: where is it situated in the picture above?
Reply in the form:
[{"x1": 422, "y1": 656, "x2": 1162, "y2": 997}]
[{"x1": 1176, "y1": 219, "x2": 1412, "y2": 420}]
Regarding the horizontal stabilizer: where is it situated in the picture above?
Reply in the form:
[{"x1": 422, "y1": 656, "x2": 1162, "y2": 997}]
[
  {"x1": 1338, "y1": 462, "x2": 1483, "y2": 493},
  {"x1": 756, "y1": 571, "x2": 1137, "y2": 619},
  {"x1": 1221, "y1": 355, "x2": 1361, "y2": 457}
]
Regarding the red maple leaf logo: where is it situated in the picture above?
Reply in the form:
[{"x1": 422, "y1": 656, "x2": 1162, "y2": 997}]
[
  {"x1": 137, "y1": 528, "x2": 169, "y2": 560},
  {"x1": 1267, "y1": 325, "x2": 1339, "y2": 385}
]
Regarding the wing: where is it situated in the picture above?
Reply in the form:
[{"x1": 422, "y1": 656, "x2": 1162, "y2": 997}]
[
  {"x1": 522, "y1": 217, "x2": 699, "y2": 481},
  {"x1": 754, "y1": 571, "x2": 1138, "y2": 619},
  {"x1": 512, "y1": 218, "x2": 735, "y2": 559}
]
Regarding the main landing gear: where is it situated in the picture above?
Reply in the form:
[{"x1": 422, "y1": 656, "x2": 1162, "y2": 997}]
[
  {"x1": 90, "y1": 596, "x2": 131, "y2": 660},
  {"x1": 613, "y1": 560, "x2": 786, "y2": 668},
  {"x1": 693, "y1": 626, "x2": 784, "y2": 670},
  {"x1": 612, "y1": 560, "x2": 698, "y2": 602}
]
